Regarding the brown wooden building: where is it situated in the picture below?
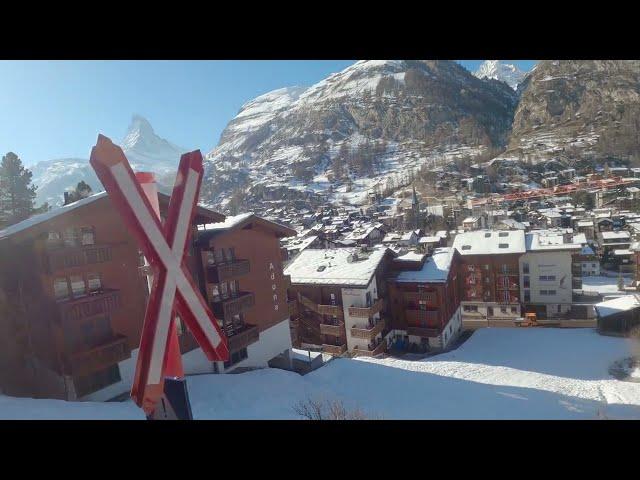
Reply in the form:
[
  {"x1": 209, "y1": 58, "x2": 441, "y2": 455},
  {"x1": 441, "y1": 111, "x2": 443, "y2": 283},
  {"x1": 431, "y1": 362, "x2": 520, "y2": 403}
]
[
  {"x1": 387, "y1": 247, "x2": 462, "y2": 352},
  {"x1": 0, "y1": 192, "x2": 295, "y2": 401}
]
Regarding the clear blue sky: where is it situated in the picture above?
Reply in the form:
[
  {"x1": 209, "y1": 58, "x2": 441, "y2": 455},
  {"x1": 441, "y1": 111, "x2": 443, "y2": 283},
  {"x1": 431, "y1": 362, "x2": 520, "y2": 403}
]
[{"x1": 0, "y1": 60, "x2": 537, "y2": 166}]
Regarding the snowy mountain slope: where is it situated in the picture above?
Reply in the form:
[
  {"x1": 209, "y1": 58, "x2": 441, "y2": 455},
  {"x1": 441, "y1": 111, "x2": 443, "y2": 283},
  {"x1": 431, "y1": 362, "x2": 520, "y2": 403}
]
[
  {"x1": 474, "y1": 60, "x2": 528, "y2": 90},
  {"x1": 31, "y1": 115, "x2": 188, "y2": 207},
  {"x1": 203, "y1": 60, "x2": 519, "y2": 210}
]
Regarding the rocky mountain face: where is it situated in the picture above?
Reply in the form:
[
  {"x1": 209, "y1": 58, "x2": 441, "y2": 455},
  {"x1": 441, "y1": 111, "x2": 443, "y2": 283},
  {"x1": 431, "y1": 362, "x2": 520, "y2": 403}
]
[
  {"x1": 31, "y1": 115, "x2": 187, "y2": 207},
  {"x1": 203, "y1": 60, "x2": 519, "y2": 210},
  {"x1": 506, "y1": 60, "x2": 640, "y2": 163},
  {"x1": 474, "y1": 60, "x2": 527, "y2": 90}
]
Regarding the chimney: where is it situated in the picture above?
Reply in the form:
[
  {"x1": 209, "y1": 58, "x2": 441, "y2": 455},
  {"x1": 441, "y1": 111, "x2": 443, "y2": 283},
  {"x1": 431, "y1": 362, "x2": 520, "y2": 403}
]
[{"x1": 63, "y1": 191, "x2": 70, "y2": 205}]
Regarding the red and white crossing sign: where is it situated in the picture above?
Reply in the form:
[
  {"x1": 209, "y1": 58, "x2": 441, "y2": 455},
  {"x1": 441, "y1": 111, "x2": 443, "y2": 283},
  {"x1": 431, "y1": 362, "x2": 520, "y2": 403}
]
[{"x1": 90, "y1": 134, "x2": 228, "y2": 413}]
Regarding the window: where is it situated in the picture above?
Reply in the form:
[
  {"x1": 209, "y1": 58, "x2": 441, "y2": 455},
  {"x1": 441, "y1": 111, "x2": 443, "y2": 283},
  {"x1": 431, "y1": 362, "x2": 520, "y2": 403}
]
[
  {"x1": 487, "y1": 307, "x2": 494, "y2": 316},
  {"x1": 523, "y1": 276, "x2": 530, "y2": 288},
  {"x1": 499, "y1": 232, "x2": 508, "y2": 237},
  {"x1": 211, "y1": 284, "x2": 221, "y2": 301},
  {"x1": 214, "y1": 248, "x2": 224, "y2": 265},
  {"x1": 87, "y1": 273, "x2": 102, "y2": 293},
  {"x1": 227, "y1": 248, "x2": 236, "y2": 261},
  {"x1": 70, "y1": 275, "x2": 86, "y2": 297},
  {"x1": 206, "y1": 250, "x2": 215, "y2": 266},
  {"x1": 501, "y1": 264, "x2": 509, "y2": 273},
  {"x1": 498, "y1": 243, "x2": 509, "y2": 249},
  {"x1": 463, "y1": 305, "x2": 478, "y2": 312},
  {"x1": 46, "y1": 231, "x2": 61, "y2": 247},
  {"x1": 523, "y1": 263, "x2": 529, "y2": 274},
  {"x1": 80, "y1": 227, "x2": 95, "y2": 246},
  {"x1": 63, "y1": 228, "x2": 78, "y2": 247},
  {"x1": 500, "y1": 307, "x2": 508, "y2": 314},
  {"x1": 224, "y1": 347, "x2": 248, "y2": 369},
  {"x1": 540, "y1": 290, "x2": 557, "y2": 296},
  {"x1": 229, "y1": 280, "x2": 238, "y2": 297},
  {"x1": 54, "y1": 278, "x2": 70, "y2": 300},
  {"x1": 524, "y1": 290, "x2": 531, "y2": 303},
  {"x1": 219, "y1": 282, "x2": 228, "y2": 299},
  {"x1": 467, "y1": 264, "x2": 475, "y2": 272},
  {"x1": 539, "y1": 275, "x2": 556, "y2": 281},
  {"x1": 557, "y1": 305, "x2": 562, "y2": 313},
  {"x1": 511, "y1": 307, "x2": 518, "y2": 314}
]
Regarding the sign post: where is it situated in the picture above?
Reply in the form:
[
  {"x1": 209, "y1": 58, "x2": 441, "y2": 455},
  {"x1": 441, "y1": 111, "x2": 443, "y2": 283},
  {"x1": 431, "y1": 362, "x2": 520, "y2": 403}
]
[{"x1": 90, "y1": 134, "x2": 229, "y2": 418}]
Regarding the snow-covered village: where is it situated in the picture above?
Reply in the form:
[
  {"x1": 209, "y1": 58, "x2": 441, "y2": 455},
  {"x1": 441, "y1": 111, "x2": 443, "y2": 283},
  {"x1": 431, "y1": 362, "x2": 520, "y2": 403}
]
[{"x1": 2, "y1": 59, "x2": 640, "y2": 420}]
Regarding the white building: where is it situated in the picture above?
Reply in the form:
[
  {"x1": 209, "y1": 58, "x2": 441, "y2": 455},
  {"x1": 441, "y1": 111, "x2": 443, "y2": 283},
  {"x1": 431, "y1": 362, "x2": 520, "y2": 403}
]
[{"x1": 520, "y1": 230, "x2": 581, "y2": 318}]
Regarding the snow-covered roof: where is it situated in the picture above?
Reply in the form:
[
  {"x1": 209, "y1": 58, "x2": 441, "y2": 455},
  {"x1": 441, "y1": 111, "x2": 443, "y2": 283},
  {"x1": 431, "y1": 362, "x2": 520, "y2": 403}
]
[
  {"x1": 572, "y1": 233, "x2": 587, "y2": 245},
  {"x1": 525, "y1": 231, "x2": 582, "y2": 252},
  {"x1": 595, "y1": 295, "x2": 640, "y2": 318},
  {"x1": 0, "y1": 191, "x2": 108, "y2": 240},
  {"x1": 462, "y1": 217, "x2": 478, "y2": 223},
  {"x1": 419, "y1": 236, "x2": 440, "y2": 244},
  {"x1": 395, "y1": 251, "x2": 426, "y2": 262},
  {"x1": 576, "y1": 220, "x2": 594, "y2": 227},
  {"x1": 199, "y1": 212, "x2": 253, "y2": 231},
  {"x1": 453, "y1": 230, "x2": 525, "y2": 255},
  {"x1": 601, "y1": 231, "x2": 630, "y2": 240},
  {"x1": 396, "y1": 247, "x2": 454, "y2": 284},
  {"x1": 614, "y1": 249, "x2": 633, "y2": 256},
  {"x1": 284, "y1": 247, "x2": 389, "y2": 287}
]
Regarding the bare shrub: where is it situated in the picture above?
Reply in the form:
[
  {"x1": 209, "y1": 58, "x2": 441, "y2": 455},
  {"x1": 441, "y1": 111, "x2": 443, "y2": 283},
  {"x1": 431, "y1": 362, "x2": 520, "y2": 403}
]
[{"x1": 292, "y1": 397, "x2": 371, "y2": 420}]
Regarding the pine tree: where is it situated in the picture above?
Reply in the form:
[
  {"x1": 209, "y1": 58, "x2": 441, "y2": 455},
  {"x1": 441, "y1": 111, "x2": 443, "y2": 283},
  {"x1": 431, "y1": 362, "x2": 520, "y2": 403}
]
[{"x1": 0, "y1": 152, "x2": 37, "y2": 227}]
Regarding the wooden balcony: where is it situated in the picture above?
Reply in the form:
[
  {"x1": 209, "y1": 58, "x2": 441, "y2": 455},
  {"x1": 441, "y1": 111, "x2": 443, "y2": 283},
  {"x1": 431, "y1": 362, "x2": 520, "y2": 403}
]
[
  {"x1": 348, "y1": 298, "x2": 385, "y2": 318},
  {"x1": 57, "y1": 289, "x2": 121, "y2": 323},
  {"x1": 287, "y1": 299, "x2": 298, "y2": 317},
  {"x1": 322, "y1": 343, "x2": 347, "y2": 356},
  {"x1": 351, "y1": 318, "x2": 386, "y2": 340},
  {"x1": 497, "y1": 280, "x2": 519, "y2": 290},
  {"x1": 211, "y1": 292, "x2": 255, "y2": 319},
  {"x1": 320, "y1": 321, "x2": 345, "y2": 336},
  {"x1": 407, "y1": 326, "x2": 440, "y2": 338},
  {"x1": 46, "y1": 244, "x2": 113, "y2": 273},
  {"x1": 227, "y1": 324, "x2": 260, "y2": 352},
  {"x1": 405, "y1": 309, "x2": 440, "y2": 327},
  {"x1": 297, "y1": 293, "x2": 343, "y2": 319},
  {"x1": 206, "y1": 259, "x2": 250, "y2": 283},
  {"x1": 352, "y1": 339, "x2": 387, "y2": 357},
  {"x1": 63, "y1": 334, "x2": 130, "y2": 377},
  {"x1": 403, "y1": 291, "x2": 437, "y2": 304}
]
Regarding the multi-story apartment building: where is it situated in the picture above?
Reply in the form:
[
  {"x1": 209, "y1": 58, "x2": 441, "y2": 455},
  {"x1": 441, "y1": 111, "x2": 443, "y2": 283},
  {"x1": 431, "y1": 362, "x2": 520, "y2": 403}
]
[
  {"x1": 285, "y1": 247, "x2": 393, "y2": 357},
  {"x1": 387, "y1": 247, "x2": 462, "y2": 351},
  {"x1": 519, "y1": 230, "x2": 582, "y2": 319},
  {"x1": 0, "y1": 191, "x2": 295, "y2": 401},
  {"x1": 193, "y1": 213, "x2": 296, "y2": 373},
  {"x1": 452, "y1": 230, "x2": 525, "y2": 329}
]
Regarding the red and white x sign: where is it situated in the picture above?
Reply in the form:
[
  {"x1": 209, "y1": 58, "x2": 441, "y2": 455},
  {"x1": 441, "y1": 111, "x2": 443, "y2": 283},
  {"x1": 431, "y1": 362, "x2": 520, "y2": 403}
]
[{"x1": 90, "y1": 135, "x2": 228, "y2": 412}]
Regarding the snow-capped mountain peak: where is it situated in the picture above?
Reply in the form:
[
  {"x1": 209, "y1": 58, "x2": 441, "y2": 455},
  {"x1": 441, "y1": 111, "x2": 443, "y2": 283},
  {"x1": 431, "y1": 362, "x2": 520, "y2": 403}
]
[
  {"x1": 31, "y1": 115, "x2": 188, "y2": 207},
  {"x1": 474, "y1": 60, "x2": 527, "y2": 90}
]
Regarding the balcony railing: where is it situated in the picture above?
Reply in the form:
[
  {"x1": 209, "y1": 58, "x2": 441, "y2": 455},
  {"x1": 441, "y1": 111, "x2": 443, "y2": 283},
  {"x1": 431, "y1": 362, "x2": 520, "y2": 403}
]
[
  {"x1": 348, "y1": 298, "x2": 385, "y2": 318},
  {"x1": 351, "y1": 318, "x2": 386, "y2": 340},
  {"x1": 206, "y1": 259, "x2": 250, "y2": 283},
  {"x1": 63, "y1": 334, "x2": 130, "y2": 377},
  {"x1": 57, "y1": 289, "x2": 121, "y2": 323},
  {"x1": 403, "y1": 291, "x2": 437, "y2": 304},
  {"x1": 407, "y1": 326, "x2": 440, "y2": 338},
  {"x1": 287, "y1": 299, "x2": 298, "y2": 317},
  {"x1": 497, "y1": 281, "x2": 519, "y2": 290},
  {"x1": 211, "y1": 292, "x2": 255, "y2": 319},
  {"x1": 227, "y1": 324, "x2": 260, "y2": 352},
  {"x1": 320, "y1": 321, "x2": 345, "y2": 337},
  {"x1": 352, "y1": 339, "x2": 387, "y2": 357},
  {"x1": 322, "y1": 343, "x2": 347, "y2": 356},
  {"x1": 297, "y1": 293, "x2": 343, "y2": 319},
  {"x1": 46, "y1": 244, "x2": 113, "y2": 273}
]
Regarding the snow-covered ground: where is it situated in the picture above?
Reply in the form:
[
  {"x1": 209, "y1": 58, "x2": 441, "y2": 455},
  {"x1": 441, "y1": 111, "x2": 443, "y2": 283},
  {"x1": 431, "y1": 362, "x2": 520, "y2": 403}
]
[
  {"x1": 2, "y1": 329, "x2": 639, "y2": 419},
  {"x1": 582, "y1": 275, "x2": 633, "y2": 295}
]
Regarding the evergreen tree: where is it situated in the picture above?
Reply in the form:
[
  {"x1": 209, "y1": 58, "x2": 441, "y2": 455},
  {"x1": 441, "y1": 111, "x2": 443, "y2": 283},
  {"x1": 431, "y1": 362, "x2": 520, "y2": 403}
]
[{"x1": 0, "y1": 152, "x2": 37, "y2": 227}]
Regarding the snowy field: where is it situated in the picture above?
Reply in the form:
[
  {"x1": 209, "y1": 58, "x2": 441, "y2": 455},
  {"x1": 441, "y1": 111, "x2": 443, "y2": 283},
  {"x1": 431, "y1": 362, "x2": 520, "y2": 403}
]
[
  {"x1": 581, "y1": 275, "x2": 633, "y2": 295},
  {"x1": 2, "y1": 329, "x2": 640, "y2": 420}
]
